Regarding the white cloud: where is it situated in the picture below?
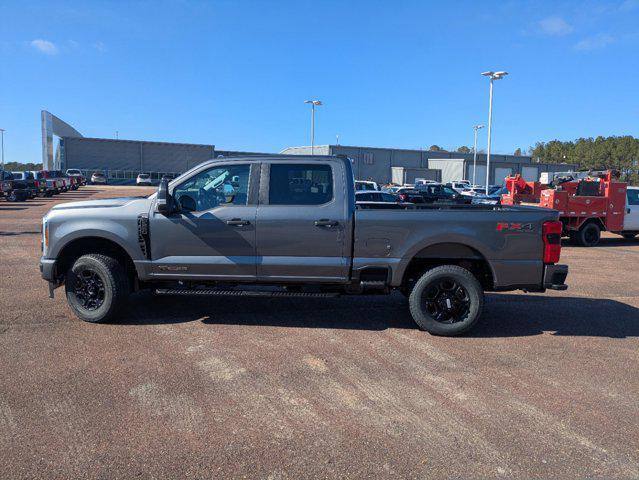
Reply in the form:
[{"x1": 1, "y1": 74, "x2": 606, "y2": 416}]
[
  {"x1": 30, "y1": 39, "x2": 58, "y2": 55},
  {"x1": 538, "y1": 16, "x2": 574, "y2": 36},
  {"x1": 93, "y1": 41, "x2": 107, "y2": 52},
  {"x1": 574, "y1": 33, "x2": 615, "y2": 50}
]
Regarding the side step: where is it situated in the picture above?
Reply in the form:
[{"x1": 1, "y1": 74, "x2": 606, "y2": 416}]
[{"x1": 155, "y1": 288, "x2": 340, "y2": 298}]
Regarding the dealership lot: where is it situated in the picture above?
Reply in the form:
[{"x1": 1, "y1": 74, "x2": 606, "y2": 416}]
[{"x1": 1, "y1": 186, "x2": 638, "y2": 478}]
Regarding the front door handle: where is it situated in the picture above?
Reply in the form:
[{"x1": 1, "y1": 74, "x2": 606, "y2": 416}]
[
  {"x1": 226, "y1": 218, "x2": 251, "y2": 226},
  {"x1": 314, "y1": 219, "x2": 338, "y2": 227}
]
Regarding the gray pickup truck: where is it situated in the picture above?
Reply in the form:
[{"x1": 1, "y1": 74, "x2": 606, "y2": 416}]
[{"x1": 40, "y1": 155, "x2": 568, "y2": 335}]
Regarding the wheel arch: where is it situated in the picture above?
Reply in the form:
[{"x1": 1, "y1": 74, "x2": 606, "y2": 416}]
[
  {"x1": 56, "y1": 236, "x2": 138, "y2": 290},
  {"x1": 399, "y1": 242, "x2": 495, "y2": 291}
]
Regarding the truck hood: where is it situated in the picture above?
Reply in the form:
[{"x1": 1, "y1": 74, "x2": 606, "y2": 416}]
[{"x1": 51, "y1": 196, "x2": 148, "y2": 211}]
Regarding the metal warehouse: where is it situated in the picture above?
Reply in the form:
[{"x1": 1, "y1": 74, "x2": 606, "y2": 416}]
[
  {"x1": 42, "y1": 111, "x2": 577, "y2": 185},
  {"x1": 282, "y1": 145, "x2": 577, "y2": 185}
]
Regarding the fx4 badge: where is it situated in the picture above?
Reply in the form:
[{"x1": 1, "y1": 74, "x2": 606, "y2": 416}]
[{"x1": 496, "y1": 222, "x2": 534, "y2": 232}]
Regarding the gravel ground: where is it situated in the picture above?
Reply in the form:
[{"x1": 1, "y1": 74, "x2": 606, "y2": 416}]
[{"x1": 1, "y1": 185, "x2": 638, "y2": 479}]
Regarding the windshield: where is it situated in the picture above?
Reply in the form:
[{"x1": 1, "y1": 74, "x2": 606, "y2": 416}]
[
  {"x1": 67, "y1": 169, "x2": 81, "y2": 174},
  {"x1": 139, "y1": 174, "x2": 150, "y2": 179}
]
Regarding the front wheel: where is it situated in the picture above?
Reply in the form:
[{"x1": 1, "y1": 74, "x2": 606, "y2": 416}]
[
  {"x1": 408, "y1": 265, "x2": 484, "y2": 336},
  {"x1": 65, "y1": 254, "x2": 128, "y2": 323}
]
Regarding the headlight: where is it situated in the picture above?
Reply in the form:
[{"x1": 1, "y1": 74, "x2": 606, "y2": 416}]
[{"x1": 42, "y1": 216, "x2": 49, "y2": 255}]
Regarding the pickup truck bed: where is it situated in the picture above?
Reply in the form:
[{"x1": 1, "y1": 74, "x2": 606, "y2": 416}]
[{"x1": 40, "y1": 155, "x2": 568, "y2": 336}]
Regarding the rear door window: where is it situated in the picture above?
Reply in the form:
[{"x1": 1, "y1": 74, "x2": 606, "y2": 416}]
[{"x1": 269, "y1": 164, "x2": 333, "y2": 205}]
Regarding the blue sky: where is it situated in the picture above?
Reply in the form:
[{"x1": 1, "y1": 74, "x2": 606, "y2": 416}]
[{"x1": 1, "y1": 0, "x2": 638, "y2": 163}]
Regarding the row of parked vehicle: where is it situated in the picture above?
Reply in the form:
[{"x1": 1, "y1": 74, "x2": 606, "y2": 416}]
[
  {"x1": 354, "y1": 179, "x2": 507, "y2": 208},
  {"x1": 0, "y1": 168, "x2": 87, "y2": 202}
]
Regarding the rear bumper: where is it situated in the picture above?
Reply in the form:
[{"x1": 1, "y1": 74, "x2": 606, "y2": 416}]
[{"x1": 544, "y1": 264, "x2": 568, "y2": 290}]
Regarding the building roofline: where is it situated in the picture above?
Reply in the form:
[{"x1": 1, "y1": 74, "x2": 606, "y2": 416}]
[
  {"x1": 63, "y1": 136, "x2": 215, "y2": 149},
  {"x1": 282, "y1": 144, "x2": 530, "y2": 158}
]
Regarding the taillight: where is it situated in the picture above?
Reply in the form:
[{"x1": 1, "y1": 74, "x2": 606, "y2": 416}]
[
  {"x1": 399, "y1": 194, "x2": 407, "y2": 201},
  {"x1": 543, "y1": 221, "x2": 562, "y2": 264}
]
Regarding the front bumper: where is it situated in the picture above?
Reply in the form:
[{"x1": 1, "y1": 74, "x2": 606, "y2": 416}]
[
  {"x1": 40, "y1": 258, "x2": 57, "y2": 282},
  {"x1": 543, "y1": 264, "x2": 568, "y2": 290}
]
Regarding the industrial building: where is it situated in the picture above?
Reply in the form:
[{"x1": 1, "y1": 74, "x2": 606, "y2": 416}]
[
  {"x1": 42, "y1": 111, "x2": 577, "y2": 185},
  {"x1": 281, "y1": 145, "x2": 577, "y2": 185}
]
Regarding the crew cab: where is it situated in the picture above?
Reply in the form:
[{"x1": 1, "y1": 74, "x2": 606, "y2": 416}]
[{"x1": 40, "y1": 156, "x2": 568, "y2": 336}]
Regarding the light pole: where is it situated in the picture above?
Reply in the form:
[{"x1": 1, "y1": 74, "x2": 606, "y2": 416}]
[
  {"x1": 304, "y1": 100, "x2": 322, "y2": 155},
  {"x1": 472, "y1": 124, "x2": 484, "y2": 185},
  {"x1": 0, "y1": 129, "x2": 5, "y2": 171},
  {"x1": 481, "y1": 70, "x2": 508, "y2": 194}
]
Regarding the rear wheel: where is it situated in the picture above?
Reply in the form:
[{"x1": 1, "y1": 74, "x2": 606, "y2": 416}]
[
  {"x1": 575, "y1": 222, "x2": 601, "y2": 247},
  {"x1": 408, "y1": 265, "x2": 484, "y2": 336},
  {"x1": 65, "y1": 254, "x2": 128, "y2": 323}
]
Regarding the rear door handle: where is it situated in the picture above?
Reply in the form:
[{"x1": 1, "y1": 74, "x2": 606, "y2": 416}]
[
  {"x1": 314, "y1": 219, "x2": 338, "y2": 227},
  {"x1": 226, "y1": 218, "x2": 251, "y2": 226}
]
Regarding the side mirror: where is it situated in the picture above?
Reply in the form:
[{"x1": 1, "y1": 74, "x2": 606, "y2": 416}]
[{"x1": 157, "y1": 178, "x2": 174, "y2": 214}]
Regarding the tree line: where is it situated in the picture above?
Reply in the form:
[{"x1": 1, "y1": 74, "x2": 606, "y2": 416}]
[{"x1": 449, "y1": 136, "x2": 639, "y2": 185}]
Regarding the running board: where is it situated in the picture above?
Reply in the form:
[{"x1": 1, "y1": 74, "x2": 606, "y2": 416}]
[{"x1": 155, "y1": 288, "x2": 340, "y2": 298}]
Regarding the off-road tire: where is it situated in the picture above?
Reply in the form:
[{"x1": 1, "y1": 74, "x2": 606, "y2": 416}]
[
  {"x1": 408, "y1": 265, "x2": 484, "y2": 336},
  {"x1": 65, "y1": 254, "x2": 128, "y2": 323}
]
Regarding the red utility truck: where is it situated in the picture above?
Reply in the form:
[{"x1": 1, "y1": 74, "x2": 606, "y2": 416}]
[{"x1": 502, "y1": 171, "x2": 639, "y2": 246}]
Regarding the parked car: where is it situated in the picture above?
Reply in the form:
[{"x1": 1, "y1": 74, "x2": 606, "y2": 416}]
[
  {"x1": 416, "y1": 183, "x2": 471, "y2": 204},
  {"x1": 31, "y1": 170, "x2": 62, "y2": 195},
  {"x1": 355, "y1": 180, "x2": 379, "y2": 191},
  {"x1": 448, "y1": 181, "x2": 471, "y2": 193},
  {"x1": 66, "y1": 169, "x2": 86, "y2": 186},
  {"x1": 393, "y1": 187, "x2": 427, "y2": 204},
  {"x1": 40, "y1": 155, "x2": 568, "y2": 336},
  {"x1": 136, "y1": 173, "x2": 152, "y2": 186},
  {"x1": 11, "y1": 171, "x2": 45, "y2": 198},
  {"x1": 0, "y1": 170, "x2": 28, "y2": 201},
  {"x1": 60, "y1": 172, "x2": 79, "y2": 191},
  {"x1": 90, "y1": 172, "x2": 108, "y2": 185},
  {"x1": 355, "y1": 191, "x2": 412, "y2": 209},
  {"x1": 471, "y1": 186, "x2": 509, "y2": 205}
]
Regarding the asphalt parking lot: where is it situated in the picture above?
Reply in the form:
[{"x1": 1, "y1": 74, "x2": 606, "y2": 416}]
[{"x1": 1, "y1": 185, "x2": 638, "y2": 479}]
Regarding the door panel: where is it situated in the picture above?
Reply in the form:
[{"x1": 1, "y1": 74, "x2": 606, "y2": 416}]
[
  {"x1": 149, "y1": 163, "x2": 258, "y2": 280},
  {"x1": 624, "y1": 189, "x2": 639, "y2": 230},
  {"x1": 256, "y1": 162, "x2": 351, "y2": 283},
  {"x1": 150, "y1": 206, "x2": 257, "y2": 279}
]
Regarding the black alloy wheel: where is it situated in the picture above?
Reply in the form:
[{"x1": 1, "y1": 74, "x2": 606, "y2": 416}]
[
  {"x1": 73, "y1": 269, "x2": 106, "y2": 311},
  {"x1": 421, "y1": 277, "x2": 471, "y2": 324}
]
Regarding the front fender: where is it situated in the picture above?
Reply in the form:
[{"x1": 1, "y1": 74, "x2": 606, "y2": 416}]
[{"x1": 48, "y1": 219, "x2": 142, "y2": 262}]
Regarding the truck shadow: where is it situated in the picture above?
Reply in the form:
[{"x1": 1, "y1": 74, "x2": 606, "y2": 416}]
[
  {"x1": 120, "y1": 292, "x2": 639, "y2": 338},
  {"x1": 472, "y1": 293, "x2": 639, "y2": 338}
]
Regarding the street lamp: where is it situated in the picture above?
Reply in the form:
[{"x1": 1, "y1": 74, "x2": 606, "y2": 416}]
[
  {"x1": 472, "y1": 124, "x2": 485, "y2": 185},
  {"x1": 304, "y1": 100, "x2": 322, "y2": 155},
  {"x1": 0, "y1": 129, "x2": 5, "y2": 171},
  {"x1": 481, "y1": 70, "x2": 508, "y2": 194}
]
